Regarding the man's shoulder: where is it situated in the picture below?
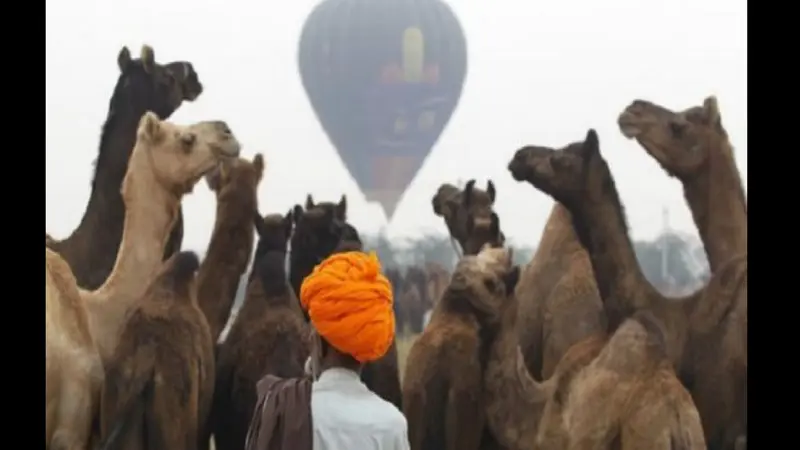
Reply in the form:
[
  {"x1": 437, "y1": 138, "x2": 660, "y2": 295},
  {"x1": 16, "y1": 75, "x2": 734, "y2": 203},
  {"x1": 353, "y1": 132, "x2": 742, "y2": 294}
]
[{"x1": 368, "y1": 392, "x2": 407, "y2": 429}]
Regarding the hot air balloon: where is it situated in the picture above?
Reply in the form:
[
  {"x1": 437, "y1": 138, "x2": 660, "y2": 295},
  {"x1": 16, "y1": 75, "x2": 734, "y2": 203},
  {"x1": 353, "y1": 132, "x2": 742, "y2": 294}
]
[{"x1": 298, "y1": 0, "x2": 467, "y2": 219}]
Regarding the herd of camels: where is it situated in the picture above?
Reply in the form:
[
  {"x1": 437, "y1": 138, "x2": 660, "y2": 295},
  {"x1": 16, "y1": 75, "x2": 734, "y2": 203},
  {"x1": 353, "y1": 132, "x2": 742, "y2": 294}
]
[{"x1": 44, "y1": 45, "x2": 746, "y2": 450}]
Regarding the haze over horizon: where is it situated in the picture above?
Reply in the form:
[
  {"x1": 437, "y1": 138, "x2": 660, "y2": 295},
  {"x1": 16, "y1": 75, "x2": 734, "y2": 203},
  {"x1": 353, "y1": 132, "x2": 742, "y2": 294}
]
[{"x1": 45, "y1": 0, "x2": 747, "y2": 254}]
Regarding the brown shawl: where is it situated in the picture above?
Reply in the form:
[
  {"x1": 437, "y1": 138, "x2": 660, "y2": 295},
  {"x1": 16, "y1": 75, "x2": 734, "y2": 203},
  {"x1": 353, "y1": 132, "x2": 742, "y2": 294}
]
[{"x1": 244, "y1": 375, "x2": 314, "y2": 450}]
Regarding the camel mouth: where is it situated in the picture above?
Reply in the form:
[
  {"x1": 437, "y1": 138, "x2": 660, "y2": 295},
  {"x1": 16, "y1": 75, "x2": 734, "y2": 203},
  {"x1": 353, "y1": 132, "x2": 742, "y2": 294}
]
[
  {"x1": 184, "y1": 83, "x2": 203, "y2": 102},
  {"x1": 617, "y1": 111, "x2": 642, "y2": 139}
]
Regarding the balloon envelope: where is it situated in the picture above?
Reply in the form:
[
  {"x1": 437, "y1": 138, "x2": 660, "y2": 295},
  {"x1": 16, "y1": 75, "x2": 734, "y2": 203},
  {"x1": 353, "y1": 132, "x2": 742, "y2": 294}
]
[{"x1": 298, "y1": 0, "x2": 467, "y2": 218}]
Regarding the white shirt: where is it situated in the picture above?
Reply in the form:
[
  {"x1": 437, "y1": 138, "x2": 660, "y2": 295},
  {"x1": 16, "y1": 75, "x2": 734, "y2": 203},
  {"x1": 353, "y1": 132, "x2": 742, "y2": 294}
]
[{"x1": 311, "y1": 368, "x2": 410, "y2": 450}]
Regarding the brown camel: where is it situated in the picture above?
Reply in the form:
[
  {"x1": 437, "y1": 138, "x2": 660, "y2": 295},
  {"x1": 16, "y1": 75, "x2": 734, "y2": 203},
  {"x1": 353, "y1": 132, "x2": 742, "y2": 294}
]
[
  {"x1": 432, "y1": 179, "x2": 505, "y2": 255},
  {"x1": 212, "y1": 212, "x2": 309, "y2": 450},
  {"x1": 45, "y1": 248, "x2": 103, "y2": 450},
  {"x1": 618, "y1": 97, "x2": 747, "y2": 449},
  {"x1": 46, "y1": 45, "x2": 201, "y2": 289},
  {"x1": 457, "y1": 246, "x2": 705, "y2": 450},
  {"x1": 618, "y1": 96, "x2": 746, "y2": 272},
  {"x1": 289, "y1": 194, "x2": 403, "y2": 410},
  {"x1": 515, "y1": 203, "x2": 605, "y2": 381},
  {"x1": 197, "y1": 154, "x2": 265, "y2": 343},
  {"x1": 509, "y1": 129, "x2": 745, "y2": 449},
  {"x1": 100, "y1": 251, "x2": 212, "y2": 449},
  {"x1": 402, "y1": 215, "x2": 506, "y2": 450},
  {"x1": 45, "y1": 113, "x2": 239, "y2": 449}
]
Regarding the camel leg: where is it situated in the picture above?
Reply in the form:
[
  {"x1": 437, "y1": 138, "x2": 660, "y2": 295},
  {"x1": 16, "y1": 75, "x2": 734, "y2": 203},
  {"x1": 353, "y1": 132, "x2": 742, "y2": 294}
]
[{"x1": 49, "y1": 374, "x2": 95, "y2": 450}]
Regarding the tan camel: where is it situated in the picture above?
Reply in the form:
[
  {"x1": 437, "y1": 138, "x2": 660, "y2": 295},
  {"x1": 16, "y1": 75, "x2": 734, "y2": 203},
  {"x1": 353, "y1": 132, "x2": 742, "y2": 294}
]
[
  {"x1": 618, "y1": 97, "x2": 747, "y2": 449},
  {"x1": 402, "y1": 214, "x2": 505, "y2": 450},
  {"x1": 432, "y1": 179, "x2": 505, "y2": 255},
  {"x1": 618, "y1": 96, "x2": 746, "y2": 272},
  {"x1": 45, "y1": 248, "x2": 103, "y2": 450},
  {"x1": 100, "y1": 251, "x2": 211, "y2": 449},
  {"x1": 509, "y1": 129, "x2": 745, "y2": 449},
  {"x1": 465, "y1": 246, "x2": 705, "y2": 450},
  {"x1": 47, "y1": 45, "x2": 202, "y2": 289},
  {"x1": 197, "y1": 154, "x2": 265, "y2": 343},
  {"x1": 45, "y1": 112, "x2": 240, "y2": 449},
  {"x1": 213, "y1": 212, "x2": 309, "y2": 450}
]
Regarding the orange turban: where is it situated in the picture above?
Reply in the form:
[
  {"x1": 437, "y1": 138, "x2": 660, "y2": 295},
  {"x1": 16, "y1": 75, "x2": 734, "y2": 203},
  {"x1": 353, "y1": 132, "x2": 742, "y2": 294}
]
[{"x1": 299, "y1": 251, "x2": 395, "y2": 363}]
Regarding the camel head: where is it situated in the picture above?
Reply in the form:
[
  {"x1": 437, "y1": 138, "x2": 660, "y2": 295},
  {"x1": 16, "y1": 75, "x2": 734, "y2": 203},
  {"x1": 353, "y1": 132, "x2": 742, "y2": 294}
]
[
  {"x1": 446, "y1": 245, "x2": 520, "y2": 326},
  {"x1": 205, "y1": 153, "x2": 265, "y2": 195},
  {"x1": 291, "y1": 194, "x2": 348, "y2": 259},
  {"x1": 617, "y1": 96, "x2": 727, "y2": 180},
  {"x1": 508, "y1": 129, "x2": 613, "y2": 209},
  {"x1": 254, "y1": 211, "x2": 294, "y2": 260},
  {"x1": 113, "y1": 45, "x2": 203, "y2": 120},
  {"x1": 431, "y1": 179, "x2": 500, "y2": 255},
  {"x1": 135, "y1": 112, "x2": 241, "y2": 195}
]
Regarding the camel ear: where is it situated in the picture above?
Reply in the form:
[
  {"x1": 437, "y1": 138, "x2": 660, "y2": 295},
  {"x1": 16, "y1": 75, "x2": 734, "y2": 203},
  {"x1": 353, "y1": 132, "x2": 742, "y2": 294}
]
[
  {"x1": 463, "y1": 179, "x2": 476, "y2": 206},
  {"x1": 252, "y1": 153, "x2": 265, "y2": 182},
  {"x1": 253, "y1": 211, "x2": 267, "y2": 237},
  {"x1": 292, "y1": 204, "x2": 304, "y2": 224},
  {"x1": 137, "y1": 111, "x2": 163, "y2": 144},
  {"x1": 336, "y1": 195, "x2": 347, "y2": 221},
  {"x1": 117, "y1": 46, "x2": 132, "y2": 72},
  {"x1": 486, "y1": 180, "x2": 496, "y2": 204},
  {"x1": 703, "y1": 96, "x2": 721, "y2": 125},
  {"x1": 503, "y1": 266, "x2": 521, "y2": 294},
  {"x1": 305, "y1": 194, "x2": 315, "y2": 210},
  {"x1": 140, "y1": 45, "x2": 155, "y2": 73},
  {"x1": 582, "y1": 129, "x2": 600, "y2": 157}
]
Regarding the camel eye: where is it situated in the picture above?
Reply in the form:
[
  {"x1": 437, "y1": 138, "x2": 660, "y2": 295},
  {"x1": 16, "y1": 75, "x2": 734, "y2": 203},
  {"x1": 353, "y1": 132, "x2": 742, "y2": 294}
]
[
  {"x1": 180, "y1": 133, "x2": 196, "y2": 152},
  {"x1": 669, "y1": 121, "x2": 685, "y2": 137},
  {"x1": 483, "y1": 277, "x2": 498, "y2": 292}
]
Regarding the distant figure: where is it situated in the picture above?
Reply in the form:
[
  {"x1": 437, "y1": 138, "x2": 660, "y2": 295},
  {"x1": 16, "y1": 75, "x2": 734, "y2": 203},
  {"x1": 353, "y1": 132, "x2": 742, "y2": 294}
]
[{"x1": 245, "y1": 251, "x2": 409, "y2": 450}]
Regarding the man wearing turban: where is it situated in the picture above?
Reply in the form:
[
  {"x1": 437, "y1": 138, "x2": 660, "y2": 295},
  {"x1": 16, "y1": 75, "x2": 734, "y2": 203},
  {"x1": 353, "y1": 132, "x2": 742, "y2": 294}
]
[{"x1": 245, "y1": 251, "x2": 409, "y2": 450}]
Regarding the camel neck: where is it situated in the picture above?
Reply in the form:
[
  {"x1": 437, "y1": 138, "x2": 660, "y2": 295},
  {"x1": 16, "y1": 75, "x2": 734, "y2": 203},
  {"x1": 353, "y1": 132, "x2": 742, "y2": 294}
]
[
  {"x1": 682, "y1": 141, "x2": 747, "y2": 272},
  {"x1": 484, "y1": 305, "x2": 549, "y2": 449},
  {"x1": 570, "y1": 198, "x2": 652, "y2": 329},
  {"x1": 87, "y1": 144, "x2": 180, "y2": 358}
]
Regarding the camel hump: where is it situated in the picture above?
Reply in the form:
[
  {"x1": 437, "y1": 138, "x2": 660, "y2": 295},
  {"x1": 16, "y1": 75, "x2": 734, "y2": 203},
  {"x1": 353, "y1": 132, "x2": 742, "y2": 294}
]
[
  {"x1": 169, "y1": 251, "x2": 200, "y2": 284},
  {"x1": 630, "y1": 310, "x2": 668, "y2": 361}
]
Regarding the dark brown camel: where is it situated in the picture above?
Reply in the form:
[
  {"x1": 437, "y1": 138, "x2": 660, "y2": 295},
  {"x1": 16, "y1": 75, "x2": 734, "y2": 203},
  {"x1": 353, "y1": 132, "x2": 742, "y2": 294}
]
[
  {"x1": 432, "y1": 179, "x2": 505, "y2": 255},
  {"x1": 509, "y1": 129, "x2": 745, "y2": 450},
  {"x1": 618, "y1": 96, "x2": 746, "y2": 272},
  {"x1": 46, "y1": 45, "x2": 200, "y2": 290},
  {"x1": 288, "y1": 194, "x2": 403, "y2": 410},
  {"x1": 100, "y1": 251, "x2": 214, "y2": 450},
  {"x1": 212, "y1": 212, "x2": 309, "y2": 450},
  {"x1": 402, "y1": 214, "x2": 506, "y2": 450},
  {"x1": 197, "y1": 154, "x2": 264, "y2": 343}
]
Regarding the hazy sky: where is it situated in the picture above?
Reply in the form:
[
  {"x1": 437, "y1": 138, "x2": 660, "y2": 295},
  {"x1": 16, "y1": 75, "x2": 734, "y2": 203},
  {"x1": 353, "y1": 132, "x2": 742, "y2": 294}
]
[{"x1": 45, "y1": 0, "x2": 746, "y2": 253}]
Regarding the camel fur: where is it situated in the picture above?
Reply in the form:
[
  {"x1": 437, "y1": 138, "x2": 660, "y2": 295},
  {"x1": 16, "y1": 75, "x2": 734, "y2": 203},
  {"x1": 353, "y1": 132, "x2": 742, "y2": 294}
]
[
  {"x1": 509, "y1": 128, "x2": 745, "y2": 449},
  {"x1": 212, "y1": 212, "x2": 309, "y2": 450},
  {"x1": 46, "y1": 45, "x2": 202, "y2": 289},
  {"x1": 45, "y1": 248, "x2": 103, "y2": 450},
  {"x1": 459, "y1": 246, "x2": 705, "y2": 450},
  {"x1": 432, "y1": 179, "x2": 505, "y2": 255},
  {"x1": 45, "y1": 112, "x2": 240, "y2": 447},
  {"x1": 197, "y1": 154, "x2": 265, "y2": 343},
  {"x1": 99, "y1": 251, "x2": 213, "y2": 449},
  {"x1": 402, "y1": 215, "x2": 505, "y2": 450}
]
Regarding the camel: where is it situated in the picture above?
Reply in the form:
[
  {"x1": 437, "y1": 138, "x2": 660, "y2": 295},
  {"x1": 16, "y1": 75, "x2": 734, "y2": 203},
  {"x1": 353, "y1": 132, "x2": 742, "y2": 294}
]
[
  {"x1": 45, "y1": 248, "x2": 103, "y2": 450},
  {"x1": 432, "y1": 179, "x2": 505, "y2": 255},
  {"x1": 289, "y1": 194, "x2": 403, "y2": 409},
  {"x1": 618, "y1": 97, "x2": 747, "y2": 449},
  {"x1": 452, "y1": 245, "x2": 705, "y2": 450},
  {"x1": 45, "y1": 112, "x2": 240, "y2": 448},
  {"x1": 197, "y1": 154, "x2": 265, "y2": 343},
  {"x1": 99, "y1": 251, "x2": 212, "y2": 449},
  {"x1": 46, "y1": 45, "x2": 201, "y2": 289},
  {"x1": 402, "y1": 214, "x2": 505, "y2": 450},
  {"x1": 618, "y1": 96, "x2": 746, "y2": 272},
  {"x1": 508, "y1": 129, "x2": 745, "y2": 449},
  {"x1": 212, "y1": 212, "x2": 309, "y2": 450}
]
